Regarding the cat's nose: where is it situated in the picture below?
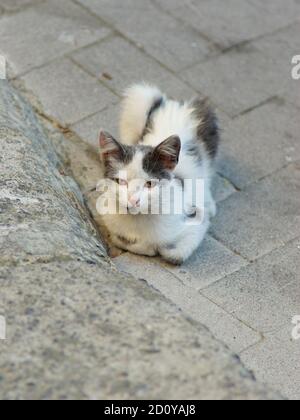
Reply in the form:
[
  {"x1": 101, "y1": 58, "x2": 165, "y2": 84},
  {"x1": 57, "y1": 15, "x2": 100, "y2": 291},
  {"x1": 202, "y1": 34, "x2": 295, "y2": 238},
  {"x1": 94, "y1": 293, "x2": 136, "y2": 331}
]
[{"x1": 128, "y1": 197, "x2": 140, "y2": 208}]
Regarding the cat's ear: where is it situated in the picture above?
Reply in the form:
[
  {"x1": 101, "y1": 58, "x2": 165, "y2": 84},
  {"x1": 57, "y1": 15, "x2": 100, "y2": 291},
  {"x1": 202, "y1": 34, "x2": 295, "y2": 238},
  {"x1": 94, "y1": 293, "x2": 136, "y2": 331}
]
[
  {"x1": 99, "y1": 131, "x2": 124, "y2": 163},
  {"x1": 154, "y1": 135, "x2": 181, "y2": 171}
]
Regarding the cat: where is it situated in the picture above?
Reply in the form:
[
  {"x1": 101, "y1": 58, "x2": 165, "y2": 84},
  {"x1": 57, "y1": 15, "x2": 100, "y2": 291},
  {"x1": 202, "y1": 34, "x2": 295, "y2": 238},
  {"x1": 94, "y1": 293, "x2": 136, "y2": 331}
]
[{"x1": 98, "y1": 83, "x2": 220, "y2": 265}]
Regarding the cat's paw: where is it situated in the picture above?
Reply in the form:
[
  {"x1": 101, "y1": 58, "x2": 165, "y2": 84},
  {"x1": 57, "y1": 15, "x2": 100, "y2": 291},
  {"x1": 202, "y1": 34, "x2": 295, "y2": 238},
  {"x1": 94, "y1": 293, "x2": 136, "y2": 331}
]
[
  {"x1": 159, "y1": 245, "x2": 186, "y2": 266},
  {"x1": 163, "y1": 256, "x2": 185, "y2": 266},
  {"x1": 109, "y1": 247, "x2": 124, "y2": 258}
]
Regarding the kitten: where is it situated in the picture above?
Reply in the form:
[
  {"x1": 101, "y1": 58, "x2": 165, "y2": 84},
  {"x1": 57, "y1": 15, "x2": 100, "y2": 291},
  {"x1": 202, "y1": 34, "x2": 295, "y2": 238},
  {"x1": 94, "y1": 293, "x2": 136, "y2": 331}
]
[{"x1": 98, "y1": 83, "x2": 220, "y2": 265}]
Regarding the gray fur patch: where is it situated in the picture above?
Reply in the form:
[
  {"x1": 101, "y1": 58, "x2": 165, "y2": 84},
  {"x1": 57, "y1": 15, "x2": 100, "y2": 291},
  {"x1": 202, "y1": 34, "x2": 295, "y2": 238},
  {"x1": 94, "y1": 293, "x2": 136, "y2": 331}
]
[
  {"x1": 184, "y1": 142, "x2": 202, "y2": 163},
  {"x1": 142, "y1": 96, "x2": 165, "y2": 139},
  {"x1": 165, "y1": 243, "x2": 177, "y2": 250},
  {"x1": 192, "y1": 98, "x2": 220, "y2": 159},
  {"x1": 175, "y1": 176, "x2": 184, "y2": 188},
  {"x1": 142, "y1": 150, "x2": 173, "y2": 180},
  {"x1": 142, "y1": 136, "x2": 181, "y2": 180},
  {"x1": 104, "y1": 145, "x2": 136, "y2": 179}
]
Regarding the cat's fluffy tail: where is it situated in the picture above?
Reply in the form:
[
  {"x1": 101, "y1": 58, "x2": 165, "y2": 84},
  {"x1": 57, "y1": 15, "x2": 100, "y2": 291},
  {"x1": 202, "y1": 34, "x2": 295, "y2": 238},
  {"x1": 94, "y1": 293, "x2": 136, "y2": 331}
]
[{"x1": 120, "y1": 83, "x2": 165, "y2": 144}]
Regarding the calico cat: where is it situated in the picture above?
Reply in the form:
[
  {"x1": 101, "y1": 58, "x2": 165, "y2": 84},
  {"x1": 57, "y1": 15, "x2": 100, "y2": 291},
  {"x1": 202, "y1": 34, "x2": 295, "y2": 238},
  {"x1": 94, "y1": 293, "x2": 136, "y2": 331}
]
[{"x1": 98, "y1": 83, "x2": 219, "y2": 265}]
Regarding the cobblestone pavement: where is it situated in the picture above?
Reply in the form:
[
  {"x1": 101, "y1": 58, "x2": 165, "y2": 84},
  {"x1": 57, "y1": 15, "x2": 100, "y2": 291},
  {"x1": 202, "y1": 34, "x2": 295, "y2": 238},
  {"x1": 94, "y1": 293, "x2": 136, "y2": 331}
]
[{"x1": 1, "y1": 0, "x2": 299, "y2": 399}]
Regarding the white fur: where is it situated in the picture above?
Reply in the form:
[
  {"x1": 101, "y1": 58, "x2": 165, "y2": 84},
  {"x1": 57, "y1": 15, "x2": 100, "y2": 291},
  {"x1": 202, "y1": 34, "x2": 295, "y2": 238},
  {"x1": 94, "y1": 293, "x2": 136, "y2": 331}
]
[
  {"x1": 101, "y1": 84, "x2": 217, "y2": 264},
  {"x1": 120, "y1": 83, "x2": 166, "y2": 145}
]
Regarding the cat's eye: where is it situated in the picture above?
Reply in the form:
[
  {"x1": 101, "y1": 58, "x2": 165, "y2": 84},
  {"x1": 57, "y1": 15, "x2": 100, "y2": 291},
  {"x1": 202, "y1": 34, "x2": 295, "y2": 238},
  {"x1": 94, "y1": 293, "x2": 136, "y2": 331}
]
[
  {"x1": 115, "y1": 178, "x2": 128, "y2": 186},
  {"x1": 145, "y1": 181, "x2": 157, "y2": 189}
]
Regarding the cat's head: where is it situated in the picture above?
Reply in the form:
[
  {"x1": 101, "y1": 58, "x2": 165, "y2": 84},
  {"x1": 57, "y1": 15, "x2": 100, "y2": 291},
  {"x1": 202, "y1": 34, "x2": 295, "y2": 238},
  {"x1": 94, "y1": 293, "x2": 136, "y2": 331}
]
[{"x1": 99, "y1": 131, "x2": 181, "y2": 214}]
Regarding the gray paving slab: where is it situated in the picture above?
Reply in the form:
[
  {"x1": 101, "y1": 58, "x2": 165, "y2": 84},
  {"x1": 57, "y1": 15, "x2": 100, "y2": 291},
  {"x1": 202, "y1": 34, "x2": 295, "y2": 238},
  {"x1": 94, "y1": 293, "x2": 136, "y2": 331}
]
[
  {"x1": 218, "y1": 100, "x2": 300, "y2": 189},
  {"x1": 252, "y1": 23, "x2": 300, "y2": 108},
  {"x1": 0, "y1": 0, "x2": 43, "y2": 11},
  {"x1": 213, "y1": 173, "x2": 237, "y2": 203},
  {"x1": 77, "y1": 0, "x2": 214, "y2": 71},
  {"x1": 210, "y1": 164, "x2": 300, "y2": 261},
  {"x1": 241, "y1": 324, "x2": 300, "y2": 400},
  {"x1": 154, "y1": 0, "x2": 300, "y2": 49},
  {"x1": 72, "y1": 36, "x2": 195, "y2": 98},
  {"x1": 72, "y1": 103, "x2": 120, "y2": 149},
  {"x1": 21, "y1": 58, "x2": 118, "y2": 125},
  {"x1": 182, "y1": 21, "x2": 300, "y2": 116},
  {"x1": 181, "y1": 45, "x2": 276, "y2": 117},
  {"x1": 163, "y1": 235, "x2": 248, "y2": 291},
  {"x1": 0, "y1": 0, "x2": 111, "y2": 77},
  {"x1": 202, "y1": 239, "x2": 300, "y2": 333}
]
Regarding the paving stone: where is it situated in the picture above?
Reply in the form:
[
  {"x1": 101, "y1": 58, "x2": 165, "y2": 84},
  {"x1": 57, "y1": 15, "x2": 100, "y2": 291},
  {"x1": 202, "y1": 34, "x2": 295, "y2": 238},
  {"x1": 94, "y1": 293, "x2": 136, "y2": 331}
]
[
  {"x1": 213, "y1": 173, "x2": 237, "y2": 203},
  {"x1": 164, "y1": 235, "x2": 248, "y2": 290},
  {"x1": 202, "y1": 239, "x2": 300, "y2": 334},
  {"x1": 0, "y1": 0, "x2": 111, "y2": 76},
  {"x1": 0, "y1": 0, "x2": 43, "y2": 11},
  {"x1": 72, "y1": 103, "x2": 121, "y2": 149},
  {"x1": 247, "y1": 0, "x2": 300, "y2": 23},
  {"x1": 181, "y1": 45, "x2": 277, "y2": 117},
  {"x1": 284, "y1": 79, "x2": 300, "y2": 109},
  {"x1": 252, "y1": 23, "x2": 300, "y2": 108},
  {"x1": 77, "y1": 0, "x2": 214, "y2": 72},
  {"x1": 78, "y1": 0, "x2": 154, "y2": 21},
  {"x1": 154, "y1": 0, "x2": 300, "y2": 49},
  {"x1": 72, "y1": 36, "x2": 195, "y2": 99},
  {"x1": 241, "y1": 324, "x2": 300, "y2": 400},
  {"x1": 218, "y1": 100, "x2": 300, "y2": 188},
  {"x1": 182, "y1": 21, "x2": 300, "y2": 117},
  {"x1": 115, "y1": 253, "x2": 261, "y2": 353},
  {"x1": 210, "y1": 164, "x2": 300, "y2": 261},
  {"x1": 21, "y1": 59, "x2": 117, "y2": 125}
]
